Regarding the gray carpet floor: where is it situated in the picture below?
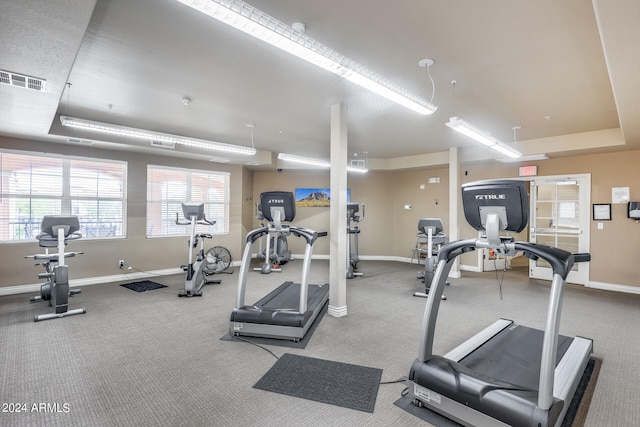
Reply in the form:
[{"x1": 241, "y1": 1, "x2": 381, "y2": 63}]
[{"x1": 1, "y1": 259, "x2": 638, "y2": 426}]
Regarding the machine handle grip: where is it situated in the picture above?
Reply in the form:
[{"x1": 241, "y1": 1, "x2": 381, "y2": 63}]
[
  {"x1": 573, "y1": 253, "x2": 591, "y2": 263},
  {"x1": 175, "y1": 212, "x2": 191, "y2": 226}
]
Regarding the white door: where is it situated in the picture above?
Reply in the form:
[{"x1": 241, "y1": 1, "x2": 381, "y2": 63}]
[{"x1": 529, "y1": 175, "x2": 590, "y2": 284}]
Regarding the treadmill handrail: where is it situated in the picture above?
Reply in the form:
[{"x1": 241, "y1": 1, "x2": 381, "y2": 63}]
[
  {"x1": 438, "y1": 238, "x2": 577, "y2": 280},
  {"x1": 289, "y1": 226, "x2": 319, "y2": 245},
  {"x1": 235, "y1": 223, "x2": 322, "y2": 312},
  {"x1": 245, "y1": 226, "x2": 269, "y2": 244},
  {"x1": 514, "y1": 242, "x2": 574, "y2": 280}
]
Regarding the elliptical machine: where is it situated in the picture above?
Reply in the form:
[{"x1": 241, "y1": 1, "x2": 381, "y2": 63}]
[
  {"x1": 175, "y1": 202, "x2": 222, "y2": 297},
  {"x1": 346, "y1": 202, "x2": 365, "y2": 279},
  {"x1": 26, "y1": 215, "x2": 86, "y2": 322},
  {"x1": 254, "y1": 202, "x2": 292, "y2": 274}
]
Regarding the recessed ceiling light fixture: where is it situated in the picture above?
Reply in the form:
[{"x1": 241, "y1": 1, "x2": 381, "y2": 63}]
[
  {"x1": 445, "y1": 116, "x2": 522, "y2": 158},
  {"x1": 60, "y1": 116, "x2": 256, "y2": 155},
  {"x1": 174, "y1": 0, "x2": 437, "y2": 115},
  {"x1": 278, "y1": 152, "x2": 369, "y2": 173}
]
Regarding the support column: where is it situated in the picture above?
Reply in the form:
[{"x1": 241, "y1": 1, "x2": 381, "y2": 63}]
[
  {"x1": 329, "y1": 103, "x2": 348, "y2": 317},
  {"x1": 449, "y1": 147, "x2": 461, "y2": 278}
]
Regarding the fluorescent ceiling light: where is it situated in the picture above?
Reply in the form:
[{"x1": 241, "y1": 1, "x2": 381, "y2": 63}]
[
  {"x1": 278, "y1": 153, "x2": 330, "y2": 168},
  {"x1": 496, "y1": 154, "x2": 549, "y2": 163},
  {"x1": 446, "y1": 116, "x2": 522, "y2": 159},
  {"x1": 346, "y1": 165, "x2": 369, "y2": 174},
  {"x1": 60, "y1": 116, "x2": 256, "y2": 155},
  {"x1": 175, "y1": 0, "x2": 437, "y2": 115},
  {"x1": 278, "y1": 152, "x2": 368, "y2": 173}
]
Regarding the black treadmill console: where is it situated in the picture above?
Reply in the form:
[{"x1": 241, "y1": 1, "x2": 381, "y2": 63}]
[
  {"x1": 461, "y1": 180, "x2": 528, "y2": 233},
  {"x1": 260, "y1": 191, "x2": 296, "y2": 222},
  {"x1": 347, "y1": 202, "x2": 359, "y2": 214}
]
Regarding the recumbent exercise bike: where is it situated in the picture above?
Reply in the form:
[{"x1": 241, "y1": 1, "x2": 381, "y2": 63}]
[
  {"x1": 26, "y1": 215, "x2": 86, "y2": 322},
  {"x1": 414, "y1": 218, "x2": 448, "y2": 299}
]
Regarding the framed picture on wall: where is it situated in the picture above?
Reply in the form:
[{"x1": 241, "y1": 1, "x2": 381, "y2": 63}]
[
  {"x1": 295, "y1": 188, "x2": 351, "y2": 207},
  {"x1": 592, "y1": 203, "x2": 611, "y2": 221}
]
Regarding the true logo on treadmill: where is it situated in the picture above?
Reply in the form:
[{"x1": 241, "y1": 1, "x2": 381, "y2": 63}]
[
  {"x1": 268, "y1": 199, "x2": 285, "y2": 204},
  {"x1": 475, "y1": 194, "x2": 506, "y2": 200}
]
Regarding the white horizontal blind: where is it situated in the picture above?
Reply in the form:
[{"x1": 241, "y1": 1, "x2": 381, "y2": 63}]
[
  {"x1": 146, "y1": 165, "x2": 229, "y2": 237},
  {"x1": 0, "y1": 150, "x2": 127, "y2": 242}
]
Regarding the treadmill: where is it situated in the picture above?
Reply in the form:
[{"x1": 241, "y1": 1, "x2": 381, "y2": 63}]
[
  {"x1": 230, "y1": 191, "x2": 329, "y2": 341},
  {"x1": 407, "y1": 180, "x2": 593, "y2": 427}
]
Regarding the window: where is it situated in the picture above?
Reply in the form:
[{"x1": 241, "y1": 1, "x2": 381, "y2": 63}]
[
  {"x1": 0, "y1": 150, "x2": 127, "y2": 242},
  {"x1": 146, "y1": 165, "x2": 229, "y2": 237}
]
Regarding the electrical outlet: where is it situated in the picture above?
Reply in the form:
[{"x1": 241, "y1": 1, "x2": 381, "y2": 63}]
[{"x1": 119, "y1": 259, "x2": 125, "y2": 269}]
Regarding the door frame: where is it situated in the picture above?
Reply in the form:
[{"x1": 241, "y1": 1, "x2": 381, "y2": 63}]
[{"x1": 527, "y1": 174, "x2": 591, "y2": 284}]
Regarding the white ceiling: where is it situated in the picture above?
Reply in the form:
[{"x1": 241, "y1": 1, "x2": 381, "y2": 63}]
[{"x1": 1, "y1": 0, "x2": 639, "y2": 169}]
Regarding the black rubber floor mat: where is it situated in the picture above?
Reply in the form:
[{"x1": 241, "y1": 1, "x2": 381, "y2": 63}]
[{"x1": 120, "y1": 280, "x2": 167, "y2": 292}]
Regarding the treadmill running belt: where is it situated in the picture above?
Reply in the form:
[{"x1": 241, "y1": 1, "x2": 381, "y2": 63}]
[
  {"x1": 459, "y1": 324, "x2": 573, "y2": 390},
  {"x1": 231, "y1": 281, "x2": 329, "y2": 327},
  {"x1": 257, "y1": 281, "x2": 326, "y2": 310}
]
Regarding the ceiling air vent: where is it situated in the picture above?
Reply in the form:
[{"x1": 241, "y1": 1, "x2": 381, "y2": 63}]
[
  {"x1": 0, "y1": 69, "x2": 46, "y2": 92},
  {"x1": 150, "y1": 140, "x2": 175, "y2": 149},
  {"x1": 350, "y1": 159, "x2": 366, "y2": 168}
]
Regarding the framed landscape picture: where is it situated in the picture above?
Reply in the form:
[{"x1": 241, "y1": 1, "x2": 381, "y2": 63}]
[{"x1": 295, "y1": 188, "x2": 350, "y2": 207}]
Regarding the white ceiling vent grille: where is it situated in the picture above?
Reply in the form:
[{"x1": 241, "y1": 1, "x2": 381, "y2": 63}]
[
  {"x1": 0, "y1": 70, "x2": 47, "y2": 92},
  {"x1": 150, "y1": 140, "x2": 175, "y2": 149},
  {"x1": 350, "y1": 159, "x2": 366, "y2": 168}
]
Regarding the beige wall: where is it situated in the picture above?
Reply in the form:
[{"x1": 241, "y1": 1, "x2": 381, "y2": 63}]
[
  {"x1": 458, "y1": 150, "x2": 640, "y2": 288},
  {"x1": 2, "y1": 135, "x2": 639, "y2": 291},
  {"x1": 390, "y1": 168, "x2": 450, "y2": 259},
  {"x1": 251, "y1": 169, "x2": 450, "y2": 259},
  {"x1": 0, "y1": 136, "x2": 247, "y2": 288},
  {"x1": 253, "y1": 151, "x2": 640, "y2": 289},
  {"x1": 252, "y1": 170, "x2": 332, "y2": 255}
]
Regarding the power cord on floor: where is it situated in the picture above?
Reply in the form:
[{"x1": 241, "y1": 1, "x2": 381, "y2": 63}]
[
  {"x1": 379, "y1": 376, "x2": 410, "y2": 398},
  {"x1": 232, "y1": 335, "x2": 280, "y2": 360},
  {"x1": 119, "y1": 263, "x2": 165, "y2": 278},
  {"x1": 493, "y1": 258, "x2": 506, "y2": 300},
  {"x1": 380, "y1": 376, "x2": 407, "y2": 385}
]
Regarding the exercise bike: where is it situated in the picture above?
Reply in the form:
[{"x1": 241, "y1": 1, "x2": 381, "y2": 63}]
[
  {"x1": 26, "y1": 215, "x2": 86, "y2": 322},
  {"x1": 253, "y1": 202, "x2": 292, "y2": 274},
  {"x1": 414, "y1": 218, "x2": 447, "y2": 300},
  {"x1": 175, "y1": 202, "x2": 231, "y2": 297},
  {"x1": 346, "y1": 202, "x2": 365, "y2": 279}
]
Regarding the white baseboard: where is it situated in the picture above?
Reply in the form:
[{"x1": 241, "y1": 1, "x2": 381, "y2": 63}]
[
  {"x1": 587, "y1": 281, "x2": 640, "y2": 294},
  {"x1": 0, "y1": 268, "x2": 185, "y2": 297},
  {"x1": 6, "y1": 258, "x2": 638, "y2": 296},
  {"x1": 0, "y1": 261, "x2": 242, "y2": 297},
  {"x1": 459, "y1": 264, "x2": 483, "y2": 273}
]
